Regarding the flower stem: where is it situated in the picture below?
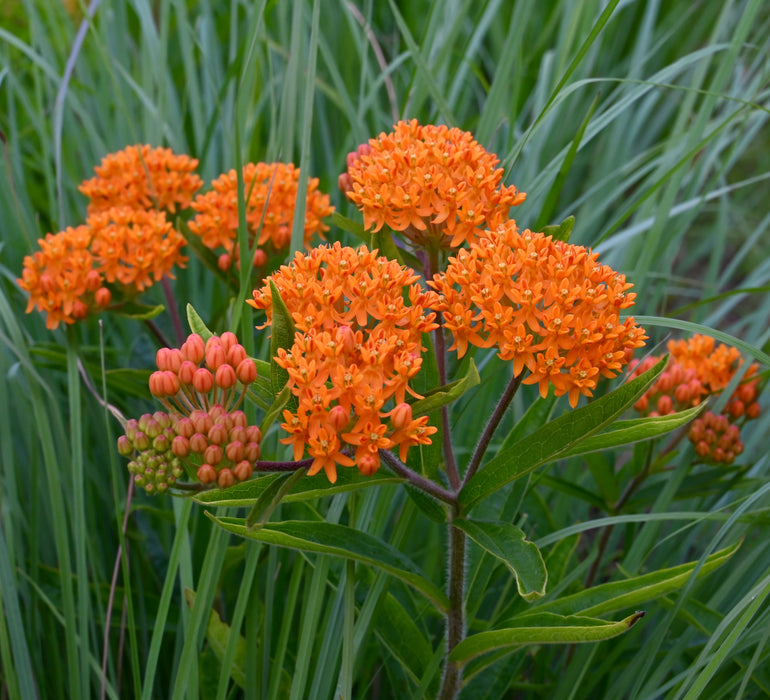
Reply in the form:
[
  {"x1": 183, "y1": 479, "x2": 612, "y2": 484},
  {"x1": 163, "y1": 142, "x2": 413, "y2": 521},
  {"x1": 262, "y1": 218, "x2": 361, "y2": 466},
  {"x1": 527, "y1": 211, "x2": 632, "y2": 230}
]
[
  {"x1": 379, "y1": 450, "x2": 456, "y2": 506},
  {"x1": 438, "y1": 517, "x2": 467, "y2": 700},
  {"x1": 462, "y1": 370, "x2": 524, "y2": 489}
]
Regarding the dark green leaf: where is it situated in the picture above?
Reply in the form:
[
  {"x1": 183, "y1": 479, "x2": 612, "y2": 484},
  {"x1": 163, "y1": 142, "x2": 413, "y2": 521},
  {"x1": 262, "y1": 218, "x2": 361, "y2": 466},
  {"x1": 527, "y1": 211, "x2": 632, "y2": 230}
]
[
  {"x1": 459, "y1": 357, "x2": 668, "y2": 513},
  {"x1": 410, "y1": 359, "x2": 480, "y2": 416},
  {"x1": 404, "y1": 483, "x2": 448, "y2": 523},
  {"x1": 331, "y1": 211, "x2": 368, "y2": 241},
  {"x1": 245, "y1": 470, "x2": 306, "y2": 529},
  {"x1": 455, "y1": 519, "x2": 547, "y2": 601},
  {"x1": 113, "y1": 301, "x2": 165, "y2": 321},
  {"x1": 541, "y1": 215, "x2": 576, "y2": 243},
  {"x1": 268, "y1": 280, "x2": 296, "y2": 398},
  {"x1": 450, "y1": 611, "x2": 645, "y2": 665}
]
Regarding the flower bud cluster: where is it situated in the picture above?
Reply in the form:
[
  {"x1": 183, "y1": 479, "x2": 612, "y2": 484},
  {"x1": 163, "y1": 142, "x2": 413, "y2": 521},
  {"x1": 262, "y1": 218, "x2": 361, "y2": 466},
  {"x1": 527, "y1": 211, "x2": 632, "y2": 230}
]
[
  {"x1": 629, "y1": 335, "x2": 763, "y2": 464},
  {"x1": 120, "y1": 331, "x2": 263, "y2": 493},
  {"x1": 688, "y1": 412, "x2": 744, "y2": 464}
]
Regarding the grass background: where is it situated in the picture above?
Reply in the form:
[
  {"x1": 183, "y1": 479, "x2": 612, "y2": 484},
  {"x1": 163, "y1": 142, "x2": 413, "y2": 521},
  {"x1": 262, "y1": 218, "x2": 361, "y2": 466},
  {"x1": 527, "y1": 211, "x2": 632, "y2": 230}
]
[{"x1": 1, "y1": 0, "x2": 770, "y2": 697}]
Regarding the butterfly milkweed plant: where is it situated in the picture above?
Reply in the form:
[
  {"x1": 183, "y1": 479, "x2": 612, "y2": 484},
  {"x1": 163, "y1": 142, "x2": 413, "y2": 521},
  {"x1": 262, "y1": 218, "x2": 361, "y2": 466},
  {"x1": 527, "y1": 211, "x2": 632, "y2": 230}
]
[{"x1": 4, "y1": 3, "x2": 770, "y2": 699}]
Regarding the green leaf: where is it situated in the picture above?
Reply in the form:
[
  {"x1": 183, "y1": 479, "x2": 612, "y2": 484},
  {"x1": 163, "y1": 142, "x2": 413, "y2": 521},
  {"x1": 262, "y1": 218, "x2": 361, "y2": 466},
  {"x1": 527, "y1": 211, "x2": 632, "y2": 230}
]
[
  {"x1": 186, "y1": 303, "x2": 214, "y2": 341},
  {"x1": 409, "y1": 359, "x2": 481, "y2": 416},
  {"x1": 370, "y1": 228, "x2": 404, "y2": 265},
  {"x1": 194, "y1": 468, "x2": 402, "y2": 507},
  {"x1": 259, "y1": 384, "x2": 291, "y2": 435},
  {"x1": 541, "y1": 215, "x2": 576, "y2": 243},
  {"x1": 268, "y1": 280, "x2": 296, "y2": 398},
  {"x1": 208, "y1": 517, "x2": 449, "y2": 612},
  {"x1": 459, "y1": 357, "x2": 668, "y2": 513},
  {"x1": 558, "y1": 404, "x2": 705, "y2": 458},
  {"x1": 450, "y1": 611, "x2": 645, "y2": 665},
  {"x1": 184, "y1": 589, "x2": 246, "y2": 689},
  {"x1": 455, "y1": 519, "x2": 547, "y2": 602},
  {"x1": 529, "y1": 539, "x2": 740, "y2": 618},
  {"x1": 113, "y1": 301, "x2": 165, "y2": 321},
  {"x1": 245, "y1": 469, "x2": 306, "y2": 529},
  {"x1": 331, "y1": 211, "x2": 368, "y2": 241}
]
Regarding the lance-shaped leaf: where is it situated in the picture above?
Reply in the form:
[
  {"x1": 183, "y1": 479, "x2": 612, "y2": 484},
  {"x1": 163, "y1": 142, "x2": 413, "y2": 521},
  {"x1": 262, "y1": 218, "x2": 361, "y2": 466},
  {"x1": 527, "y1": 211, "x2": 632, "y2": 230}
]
[
  {"x1": 455, "y1": 519, "x2": 547, "y2": 601},
  {"x1": 245, "y1": 469, "x2": 306, "y2": 529},
  {"x1": 186, "y1": 302, "x2": 215, "y2": 340},
  {"x1": 331, "y1": 211, "x2": 368, "y2": 241},
  {"x1": 409, "y1": 359, "x2": 481, "y2": 417},
  {"x1": 208, "y1": 516, "x2": 450, "y2": 612},
  {"x1": 525, "y1": 539, "x2": 740, "y2": 619},
  {"x1": 268, "y1": 280, "x2": 296, "y2": 398},
  {"x1": 450, "y1": 611, "x2": 645, "y2": 665},
  {"x1": 459, "y1": 357, "x2": 667, "y2": 513},
  {"x1": 194, "y1": 469, "x2": 402, "y2": 507},
  {"x1": 114, "y1": 301, "x2": 164, "y2": 321},
  {"x1": 259, "y1": 384, "x2": 291, "y2": 434},
  {"x1": 558, "y1": 404, "x2": 705, "y2": 458}
]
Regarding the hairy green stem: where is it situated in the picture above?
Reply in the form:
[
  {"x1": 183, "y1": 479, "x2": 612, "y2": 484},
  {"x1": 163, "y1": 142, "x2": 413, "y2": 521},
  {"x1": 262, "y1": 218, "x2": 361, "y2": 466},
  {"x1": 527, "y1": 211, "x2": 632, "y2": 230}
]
[
  {"x1": 379, "y1": 450, "x2": 456, "y2": 506},
  {"x1": 438, "y1": 518, "x2": 467, "y2": 700}
]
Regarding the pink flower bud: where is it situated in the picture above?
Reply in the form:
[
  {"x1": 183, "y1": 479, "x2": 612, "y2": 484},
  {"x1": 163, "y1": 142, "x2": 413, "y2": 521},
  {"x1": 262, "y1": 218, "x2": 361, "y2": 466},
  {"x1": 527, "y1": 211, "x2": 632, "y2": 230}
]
[
  {"x1": 205, "y1": 343, "x2": 226, "y2": 371},
  {"x1": 236, "y1": 359, "x2": 257, "y2": 384},
  {"x1": 747, "y1": 402, "x2": 761, "y2": 419},
  {"x1": 174, "y1": 417, "x2": 194, "y2": 438},
  {"x1": 204, "y1": 444, "x2": 223, "y2": 465},
  {"x1": 209, "y1": 404, "x2": 226, "y2": 422},
  {"x1": 217, "y1": 468, "x2": 235, "y2": 489},
  {"x1": 229, "y1": 411, "x2": 247, "y2": 428},
  {"x1": 149, "y1": 372, "x2": 164, "y2": 397},
  {"x1": 234, "y1": 460, "x2": 253, "y2": 482},
  {"x1": 656, "y1": 395, "x2": 673, "y2": 415},
  {"x1": 177, "y1": 360, "x2": 197, "y2": 385},
  {"x1": 227, "y1": 344, "x2": 247, "y2": 367},
  {"x1": 117, "y1": 435, "x2": 133, "y2": 456},
  {"x1": 95, "y1": 287, "x2": 111, "y2": 308},
  {"x1": 152, "y1": 434, "x2": 170, "y2": 452},
  {"x1": 215, "y1": 363, "x2": 237, "y2": 390},
  {"x1": 193, "y1": 368, "x2": 214, "y2": 394},
  {"x1": 229, "y1": 426, "x2": 247, "y2": 444},
  {"x1": 253, "y1": 249, "x2": 267, "y2": 267},
  {"x1": 156, "y1": 348, "x2": 173, "y2": 371},
  {"x1": 208, "y1": 423, "x2": 228, "y2": 445},
  {"x1": 85, "y1": 269, "x2": 102, "y2": 292},
  {"x1": 226, "y1": 441, "x2": 245, "y2": 462},
  {"x1": 134, "y1": 431, "x2": 150, "y2": 451},
  {"x1": 328, "y1": 405, "x2": 349, "y2": 432},
  {"x1": 197, "y1": 464, "x2": 217, "y2": 484},
  {"x1": 181, "y1": 334, "x2": 206, "y2": 364},
  {"x1": 189, "y1": 432, "x2": 209, "y2": 453},
  {"x1": 390, "y1": 403, "x2": 413, "y2": 430},
  {"x1": 171, "y1": 435, "x2": 190, "y2": 457},
  {"x1": 245, "y1": 426, "x2": 262, "y2": 444},
  {"x1": 357, "y1": 452, "x2": 380, "y2": 476},
  {"x1": 218, "y1": 253, "x2": 231, "y2": 271},
  {"x1": 245, "y1": 442, "x2": 260, "y2": 462}
]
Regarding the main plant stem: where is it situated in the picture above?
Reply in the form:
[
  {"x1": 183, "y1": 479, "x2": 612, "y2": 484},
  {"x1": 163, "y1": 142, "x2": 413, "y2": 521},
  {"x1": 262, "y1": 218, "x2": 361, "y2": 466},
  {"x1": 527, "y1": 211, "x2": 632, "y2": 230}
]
[{"x1": 438, "y1": 515, "x2": 467, "y2": 700}]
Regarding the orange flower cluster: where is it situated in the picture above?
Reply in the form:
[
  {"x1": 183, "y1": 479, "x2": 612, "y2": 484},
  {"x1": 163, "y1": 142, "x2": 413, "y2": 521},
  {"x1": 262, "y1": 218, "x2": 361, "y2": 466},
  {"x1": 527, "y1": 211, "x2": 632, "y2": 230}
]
[
  {"x1": 429, "y1": 222, "x2": 647, "y2": 407},
  {"x1": 19, "y1": 208, "x2": 185, "y2": 329},
  {"x1": 188, "y1": 162, "x2": 334, "y2": 271},
  {"x1": 629, "y1": 335, "x2": 762, "y2": 464},
  {"x1": 119, "y1": 332, "x2": 263, "y2": 492},
  {"x1": 20, "y1": 145, "x2": 197, "y2": 329},
  {"x1": 248, "y1": 243, "x2": 439, "y2": 482},
  {"x1": 79, "y1": 144, "x2": 203, "y2": 214},
  {"x1": 18, "y1": 226, "x2": 112, "y2": 329},
  {"x1": 342, "y1": 119, "x2": 526, "y2": 249}
]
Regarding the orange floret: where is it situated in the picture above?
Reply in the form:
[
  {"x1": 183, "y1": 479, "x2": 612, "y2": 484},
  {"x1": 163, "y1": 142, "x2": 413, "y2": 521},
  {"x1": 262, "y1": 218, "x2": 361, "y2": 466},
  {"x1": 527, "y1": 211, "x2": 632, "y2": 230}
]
[
  {"x1": 79, "y1": 144, "x2": 203, "y2": 214},
  {"x1": 430, "y1": 221, "x2": 647, "y2": 407},
  {"x1": 188, "y1": 162, "x2": 334, "y2": 270},
  {"x1": 249, "y1": 242, "x2": 439, "y2": 482},
  {"x1": 343, "y1": 119, "x2": 526, "y2": 249}
]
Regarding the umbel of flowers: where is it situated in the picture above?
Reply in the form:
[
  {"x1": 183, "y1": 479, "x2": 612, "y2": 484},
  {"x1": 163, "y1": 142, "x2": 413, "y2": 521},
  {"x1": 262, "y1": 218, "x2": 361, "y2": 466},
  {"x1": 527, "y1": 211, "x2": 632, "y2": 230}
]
[
  {"x1": 118, "y1": 332, "x2": 262, "y2": 492},
  {"x1": 341, "y1": 119, "x2": 526, "y2": 249},
  {"x1": 188, "y1": 162, "x2": 335, "y2": 271},
  {"x1": 248, "y1": 242, "x2": 439, "y2": 482},
  {"x1": 19, "y1": 144, "x2": 200, "y2": 329},
  {"x1": 429, "y1": 222, "x2": 648, "y2": 407},
  {"x1": 629, "y1": 334, "x2": 762, "y2": 463}
]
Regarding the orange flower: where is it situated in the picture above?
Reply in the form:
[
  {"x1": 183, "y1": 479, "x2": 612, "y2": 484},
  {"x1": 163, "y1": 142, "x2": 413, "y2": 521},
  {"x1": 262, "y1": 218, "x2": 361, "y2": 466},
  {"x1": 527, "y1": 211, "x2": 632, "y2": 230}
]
[
  {"x1": 430, "y1": 222, "x2": 647, "y2": 407},
  {"x1": 18, "y1": 225, "x2": 111, "y2": 329},
  {"x1": 79, "y1": 144, "x2": 203, "y2": 215},
  {"x1": 188, "y1": 162, "x2": 334, "y2": 270},
  {"x1": 343, "y1": 119, "x2": 525, "y2": 248},
  {"x1": 629, "y1": 335, "x2": 762, "y2": 465},
  {"x1": 89, "y1": 206, "x2": 187, "y2": 291},
  {"x1": 249, "y1": 243, "x2": 439, "y2": 482}
]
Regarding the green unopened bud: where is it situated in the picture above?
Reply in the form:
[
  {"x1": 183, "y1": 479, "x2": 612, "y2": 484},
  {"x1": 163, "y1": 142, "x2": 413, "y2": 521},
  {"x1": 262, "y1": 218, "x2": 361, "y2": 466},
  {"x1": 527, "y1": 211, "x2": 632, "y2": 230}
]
[
  {"x1": 117, "y1": 435, "x2": 133, "y2": 456},
  {"x1": 133, "y1": 431, "x2": 150, "y2": 451}
]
